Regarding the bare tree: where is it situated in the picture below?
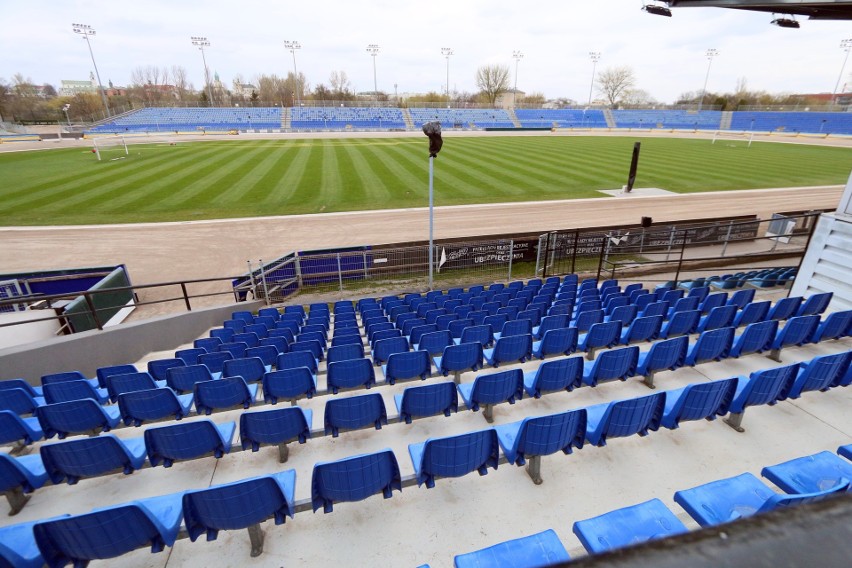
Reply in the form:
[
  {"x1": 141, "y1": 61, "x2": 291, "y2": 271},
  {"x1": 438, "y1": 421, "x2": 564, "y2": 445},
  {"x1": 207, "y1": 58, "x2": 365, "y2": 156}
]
[
  {"x1": 596, "y1": 66, "x2": 636, "y2": 108},
  {"x1": 171, "y1": 65, "x2": 191, "y2": 101},
  {"x1": 622, "y1": 88, "x2": 657, "y2": 106},
  {"x1": 329, "y1": 70, "x2": 352, "y2": 99},
  {"x1": 256, "y1": 74, "x2": 291, "y2": 105},
  {"x1": 475, "y1": 64, "x2": 510, "y2": 106}
]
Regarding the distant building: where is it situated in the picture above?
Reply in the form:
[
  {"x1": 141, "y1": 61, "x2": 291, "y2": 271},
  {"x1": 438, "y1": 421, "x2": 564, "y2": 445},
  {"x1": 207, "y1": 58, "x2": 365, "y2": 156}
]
[
  {"x1": 59, "y1": 78, "x2": 97, "y2": 97},
  {"x1": 232, "y1": 81, "x2": 257, "y2": 99},
  {"x1": 495, "y1": 89, "x2": 526, "y2": 109}
]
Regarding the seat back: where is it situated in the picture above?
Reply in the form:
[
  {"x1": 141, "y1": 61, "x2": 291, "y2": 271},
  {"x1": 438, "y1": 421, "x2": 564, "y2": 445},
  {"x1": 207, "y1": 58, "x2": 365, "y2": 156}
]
[
  {"x1": 662, "y1": 309, "x2": 700, "y2": 338},
  {"x1": 106, "y1": 372, "x2": 159, "y2": 402},
  {"x1": 245, "y1": 345, "x2": 279, "y2": 367},
  {"x1": 326, "y1": 343, "x2": 365, "y2": 364},
  {"x1": 396, "y1": 381, "x2": 458, "y2": 424},
  {"x1": 144, "y1": 420, "x2": 234, "y2": 466},
  {"x1": 194, "y1": 377, "x2": 254, "y2": 414},
  {"x1": 573, "y1": 309, "x2": 604, "y2": 333},
  {"x1": 667, "y1": 378, "x2": 737, "y2": 426},
  {"x1": 581, "y1": 321, "x2": 621, "y2": 350},
  {"x1": 199, "y1": 350, "x2": 235, "y2": 374},
  {"x1": 468, "y1": 369, "x2": 524, "y2": 408},
  {"x1": 585, "y1": 346, "x2": 639, "y2": 386},
  {"x1": 688, "y1": 327, "x2": 734, "y2": 365},
  {"x1": 459, "y1": 324, "x2": 494, "y2": 346},
  {"x1": 670, "y1": 296, "x2": 699, "y2": 315},
  {"x1": 640, "y1": 301, "x2": 669, "y2": 319},
  {"x1": 788, "y1": 351, "x2": 850, "y2": 398},
  {"x1": 290, "y1": 339, "x2": 323, "y2": 361},
  {"x1": 372, "y1": 336, "x2": 409, "y2": 364},
  {"x1": 262, "y1": 367, "x2": 316, "y2": 403},
  {"x1": 701, "y1": 305, "x2": 737, "y2": 332},
  {"x1": 36, "y1": 399, "x2": 112, "y2": 439},
  {"x1": 437, "y1": 342, "x2": 484, "y2": 375},
  {"x1": 773, "y1": 315, "x2": 820, "y2": 350},
  {"x1": 814, "y1": 310, "x2": 852, "y2": 342},
  {"x1": 536, "y1": 327, "x2": 578, "y2": 357},
  {"x1": 490, "y1": 334, "x2": 532, "y2": 365},
  {"x1": 735, "y1": 364, "x2": 800, "y2": 411},
  {"x1": 595, "y1": 392, "x2": 665, "y2": 443},
  {"x1": 413, "y1": 429, "x2": 499, "y2": 488},
  {"x1": 323, "y1": 393, "x2": 387, "y2": 437},
  {"x1": 732, "y1": 319, "x2": 778, "y2": 357},
  {"x1": 700, "y1": 292, "x2": 728, "y2": 314},
  {"x1": 727, "y1": 288, "x2": 756, "y2": 309},
  {"x1": 447, "y1": 318, "x2": 474, "y2": 339},
  {"x1": 638, "y1": 336, "x2": 688, "y2": 374},
  {"x1": 417, "y1": 330, "x2": 454, "y2": 356},
  {"x1": 0, "y1": 453, "x2": 45, "y2": 493},
  {"x1": 527, "y1": 357, "x2": 584, "y2": 397},
  {"x1": 311, "y1": 449, "x2": 401, "y2": 513},
  {"x1": 0, "y1": 378, "x2": 40, "y2": 398},
  {"x1": 147, "y1": 358, "x2": 186, "y2": 382},
  {"x1": 0, "y1": 410, "x2": 40, "y2": 445},
  {"x1": 118, "y1": 388, "x2": 188, "y2": 426},
  {"x1": 42, "y1": 381, "x2": 102, "y2": 405},
  {"x1": 536, "y1": 314, "x2": 569, "y2": 338},
  {"x1": 797, "y1": 292, "x2": 833, "y2": 317},
  {"x1": 623, "y1": 314, "x2": 663, "y2": 344},
  {"x1": 734, "y1": 300, "x2": 770, "y2": 327},
  {"x1": 276, "y1": 351, "x2": 318, "y2": 374},
  {"x1": 240, "y1": 406, "x2": 311, "y2": 452},
  {"x1": 513, "y1": 409, "x2": 587, "y2": 463},
  {"x1": 222, "y1": 357, "x2": 267, "y2": 383},
  {"x1": 608, "y1": 304, "x2": 638, "y2": 327},
  {"x1": 40, "y1": 371, "x2": 89, "y2": 386},
  {"x1": 175, "y1": 348, "x2": 207, "y2": 366},
  {"x1": 0, "y1": 388, "x2": 41, "y2": 416},
  {"x1": 768, "y1": 296, "x2": 803, "y2": 321},
  {"x1": 39, "y1": 435, "x2": 139, "y2": 484},
  {"x1": 384, "y1": 350, "x2": 431, "y2": 383},
  {"x1": 327, "y1": 358, "x2": 376, "y2": 394}
]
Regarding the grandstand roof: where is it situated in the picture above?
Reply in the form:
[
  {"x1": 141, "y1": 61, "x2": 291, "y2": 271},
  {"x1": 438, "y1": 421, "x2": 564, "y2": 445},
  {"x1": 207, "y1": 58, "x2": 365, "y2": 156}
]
[{"x1": 666, "y1": 0, "x2": 852, "y2": 19}]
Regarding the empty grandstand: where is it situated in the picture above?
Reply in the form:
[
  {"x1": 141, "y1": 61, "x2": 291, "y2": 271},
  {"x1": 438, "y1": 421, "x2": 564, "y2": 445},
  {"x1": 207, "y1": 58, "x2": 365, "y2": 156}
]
[{"x1": 88, "y1": 107, "x2": 282, "y2": 134}]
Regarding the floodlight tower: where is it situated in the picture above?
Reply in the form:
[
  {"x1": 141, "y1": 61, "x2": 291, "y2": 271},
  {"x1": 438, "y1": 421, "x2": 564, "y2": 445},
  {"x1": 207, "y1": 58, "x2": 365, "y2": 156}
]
[
  {"x1": 832, "y1": 39, "x2": 852, "y2": 106},
  {"x1": 698, "y1": 48, "x2": 718, "y2": 112},
  {"x1": 191, "y1": 36, "x2": 215, "y2": 107},
  {"x1": 367, "y1": 44, "x2": 380, "y2": 105},
  {"x1": 285, "y1": 40, "x2": 302, "y2": 106},
  {"x1": 588, "y1": 51, "x2": 601, "y2": 106},
  {"x1": 512, "y1": 50, "x2": 524, "y2": 108},
  {"x1": 62, "y1": 104, "x2": 71, "y2": 126},
  {"x1": 442, "y1": 47, "x2": 454, "y2": 107},
  {"x1": 72, "y1": 24, "x2": 111, "y2": 118}
]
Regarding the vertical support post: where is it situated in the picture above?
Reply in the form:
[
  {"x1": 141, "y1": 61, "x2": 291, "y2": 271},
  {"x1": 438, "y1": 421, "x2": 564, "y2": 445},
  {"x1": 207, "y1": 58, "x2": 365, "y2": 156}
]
[
  {"x1": 259, "y1": 259, "x2": 271, "y2": 306},
  {"x1": 277, "y1": 443, "x2": 290, "y2": 463},
  {"x1": 724, "y1": 411, "x2": 745, "y2": 433},
  {"x1": 643, "y1": 371, "x2": 657, "y2": 389},
  {"x1": 535, "y1": 235, "x2": 544, "y2": 277},
  {"x1": 247, "y1": 260, "x2": 257, "y2": 301},
  {"x1": 665, "y1": 226, "x2": 676, "y2": 261},
  {"x1": 526, "y1": 455, "x2": 543, "y2": 485},
  {"x1": 673, "y1": 231, "x2": 688, "y2": 288},
  {"x1": 337, "y1": 253, "x2": 344, "y2": 292},
  {"x1": 542, "y1": 232, "x2": 552, "y2": 279},
  {"x1": 721, "y1": 220, "x2": 734, "y2": 257},
  {"x1": 247, "y1": 524, "x2": 265, "y2": 557},
  {"x1": 571, "y1": 231, "x2": 579, "y2": 275},
  {"x1": 507, "y1": 240, "x2": 514, "y2": 280},
  {"x1": 595, "y1": 235, "x2": 607, "y2": 282},
  {"x1": 482, "y1": 403, "x2": 494, "y2": 423},
  {"x1": 180, "y1": 282, "x2": 192, "y2": 311},
  {"x1": 428, "y1": 156, "x2": 435, "y2": 290},
  {"x1": 294, "y1": 255, "x2": 304, "y2": 288},
  {"x1": 362, "y1": 251, "x2": 369, "y2": 281},
  {"x1": 5, "y1": 488, "x2": 30, "y2": 516}
]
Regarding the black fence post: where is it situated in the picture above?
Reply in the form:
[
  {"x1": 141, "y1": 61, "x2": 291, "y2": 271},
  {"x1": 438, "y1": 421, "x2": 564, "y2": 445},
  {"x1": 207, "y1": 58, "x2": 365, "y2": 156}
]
[
  {"x1": 571, "y1": 231, "x2": 579, "y2": 275},
  {"x1": 673, "y1": 228, "x2": 688, "y2": 287},
  {"x1": 181, "y1": 283, "x2": 192, "y2": 311},
  {"x1": 596, "y1": 234, "x2": 607, "y2": 281},
  {"x1": 84, "y1": 293, "x2": 104, "y2": 330}
]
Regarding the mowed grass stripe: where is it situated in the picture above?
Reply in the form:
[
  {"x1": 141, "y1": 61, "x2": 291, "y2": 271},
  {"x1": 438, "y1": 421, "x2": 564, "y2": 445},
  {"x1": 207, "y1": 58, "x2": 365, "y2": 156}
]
[
  {"x1": 206, "y1": 140, "x2": 291, "y2": 205},
  {"x1": 339, "y1": 141, "x2": 392, "y2": 207},
  {"x1": 260, "y1": 143, "x2": 312, "y2": 208},
  {"x1": 360, "y1": 141, "x2": 424, "y2": 206}
]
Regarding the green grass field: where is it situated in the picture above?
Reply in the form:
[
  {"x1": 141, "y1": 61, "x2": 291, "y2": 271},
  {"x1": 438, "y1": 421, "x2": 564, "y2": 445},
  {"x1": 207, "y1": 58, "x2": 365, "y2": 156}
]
[{"x1": 1, "y1": 135, "x2": 850, "y2": 226}]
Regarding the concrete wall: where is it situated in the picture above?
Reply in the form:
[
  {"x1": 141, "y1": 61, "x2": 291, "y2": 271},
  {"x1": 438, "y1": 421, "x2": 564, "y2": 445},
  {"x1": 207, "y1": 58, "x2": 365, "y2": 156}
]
[{"x1": 0, "y1": 300, "x2": 263, "y2": 383}]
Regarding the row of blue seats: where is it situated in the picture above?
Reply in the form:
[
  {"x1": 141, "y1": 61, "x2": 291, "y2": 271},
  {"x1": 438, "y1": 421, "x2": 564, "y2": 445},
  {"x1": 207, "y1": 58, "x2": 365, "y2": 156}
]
[
  {"x1": 676, "y1": 266, "x2": 797, "y2": 291},
  {"x1": 446, "y1": 444, "x2": 852, "y2": 566}
]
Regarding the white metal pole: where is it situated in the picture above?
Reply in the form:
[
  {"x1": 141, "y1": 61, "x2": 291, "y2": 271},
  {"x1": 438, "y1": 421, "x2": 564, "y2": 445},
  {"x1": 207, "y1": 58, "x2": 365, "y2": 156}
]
[
  {"x1": 832, "y1": 39, "x2": 852, "y2": 105},
  {"x1": 428, "y1": 156, "x2": 434, "y2": 289},
  {"x1": 588, "y1": 52, "x2": 601, "y2": 106},
  {"x1": 699, "y1": 49, "x2": 718, "y2": 112}
]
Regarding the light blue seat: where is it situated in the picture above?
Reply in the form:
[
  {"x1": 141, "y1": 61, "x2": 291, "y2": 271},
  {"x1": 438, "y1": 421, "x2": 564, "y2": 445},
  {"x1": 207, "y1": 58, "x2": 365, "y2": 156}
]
[
  {"x1": 394, "y1": 381, "x2": 458, "y2": 424},
  {"x1": 166, "y1": 364, "x2": 215, "y2": 393},
  {"x1": 240, "y1": 407, "x2": 312, "y2": 461},
  {"x1": 0, "y1": 388, "x2": 45, "y2": 416},
  {"x1": 761, "y1": 450, "x2": 852, "y2": 494},
  {"x1": 409, "y1": 428, "x2": 499, "y2": 488},
  {"x1": 674, "y1": 471, "x2": 849, "y2": 528},
  {"x1": 532, "y1": 327, "x2": 578, "y2": 359},
  {"x1": 323, "y1": 393, "x2": 387, "y2": 437},
  {"x1": 262, "y1": 367, "x2": 317, "y2": 403},
  {"x1": 39, "y1": 434, "x2": 147, "y2": 485},
  {"x1": 659, "y1": 309, "x2": 700, "y2": 339},
  {"x1": 0, "y1": 518, "x2": 55, "y2": 567},
  {"x1": 811, "y1": 309, "x2": 852, "y2": 342},
  {"x1": 483, "y1": 334, "x2": 532, "y2": 367},
  {"x1": 33, "y1": 492, "x2": 184, "y2": 566},
  {"x1": 684, "y1": 327, "x2": 734, "y2": 366},
  {"x1": 786, "y1": 351, "x2": 850, "y2": 399},
  {"x1": 573, "y1": 498, "x2": 688, "y2": 554},
  {"x1": 494, "y1": 409, "x2": 586, "y2": 484},
  {"x1": 768, "y1": 314, "x2": 820, "y2": 361},
  {"x1": 36, "y1": 399, "x2": 121, "y2": 439},
  {"x1": 182, "y1": 470, "x2": 296, "y2": 557},
  {"x1": 105, "y1": 372, "x2": 167, "y2": 403},
  {"x1": 696, "y1": 305, "x2": 737, "y2": 333},
  {"x1": 117, "y1": 388, "x2": 194, "y2": 427},
  {"x1": 194, "y1": 377, "x2": 258, "y2": 414},
  {"x1": 311, "y1": 449, "x2": 401, "y2": 513},
  {"x1": 796, "y1": 292, "x2": 833, "y2": 317},
  {"x1": 42, "y1": 380, "x2": 109, "y2": 405},
  {"x1": 660, "y1": 377, "x2": 737, "y2": 429},
  {"x1": 581, "y1": 346, "x2": 639, "y2": 388},
  {"x1": 0, "y1": 453, "x2": 49, "y2": 515},
  {"x1": 729, "y1": 319, "x2": 778, "y2": 358},
  {"x1": 40, "y1": 371, "x2": 100, "y2": 390},
  {"x1": 522, "y1": 356, "x2": 584, "y2": 398},
  {"x1": 585, "y1": 392, "x2": 665, "y2": 446},
  {"x1": 0, "y1": 409, "x2": 43, "y2": 448},
  {"x1": 327, "y1": 358, "x2": 376, "y2": 394},
  {"x1": 372, "y1": 336, "x2": 409, "y2": 365},
  {"x1": 577, "y1": 321, "x2": 622, "y2": 359},
  {"x1": 458, "y1": 369, "x2": 524, "y2": 423},
  {"x1": 383, "y1": 350, "x2": 432, "y2": 384},
  {"x1": 434, "y1": 342, "x2": 484, "y2": 380},
  {"x1": 733, "y1": 300, "x2": 770, "y2": 328},
  {"x1": 144, "y1": 419, "x2": 236, "y2": 467},
  {"x1": 620, "y1": 314, "x2": 663, "y2": 345},
  {"x1": 723, "y1": 363, "x2": 799, "y2": 432},
  {"x1": 453, "y1": 529, "x2": 570, "y2": 568}
]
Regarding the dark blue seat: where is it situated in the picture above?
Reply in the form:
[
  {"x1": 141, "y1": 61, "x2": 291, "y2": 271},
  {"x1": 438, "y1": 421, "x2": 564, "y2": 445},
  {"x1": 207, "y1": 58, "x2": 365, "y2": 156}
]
[
  {"x1": 240, "y1": 406, "x2": 312, "y2": 457},
  {"x1": 39, "y1": 434, "x2": 147, "y2": 485},
  {"x1": 434, "y1": 342, "x2": 484, "y2": 379},
  {"x1": 0, "y1": 453, "x2": 48, "y2": 515},
  {"x1": 684, "y1": 327, "x2": 734, "y2": 366},
  {"x1": 733, "y1": 300, "x2": 770, "y2": 327},
  {"x1": 210, "y1": 328, "x2": 236, "y2": 342},
  {"x1": 222, "y1": 357, "x2": 269, "y2": 383},
  {"x1": 483, "y1": 334, "x2": 532, "y2": 367},
  {"x1": 659, "y1": 309, "x2": 701, "y2": 339},
  {"x1": 36, "y1": 399, "x2": 121, "y2": 439},
  {"x1": 198, "y1": 351, "x2": 234, "y2": 376},
  {"x1": 666, "y1": 296, "x2": 699, "y2": 319},
  {"x1": 326, "y1": 343, "x2": 365, "y2": 364},
  {"x1": 291, "y1": 339, "x2": 324, "y2": 361},
  {"x1": 532, "y1": 327, "x2": 578, "y2": 359},
  {"x1": 262, "y1": 367, "x2": 317, "y2": 403},
  {"x1": 767, "y1": 296, "x2": 801, "y2": 321},
  {"x1": 585, "y1": 392, "x2": 665, "y2": 446},
  {"x1": 117, "y1": 388, "x2": 194, "y2": 426},
  {"x1": 581, "y1": 346, "x2": 639, "y2": 388},
  {"x1": 577, "y1": 321, "x2": 622, "y2": 358},
  {"x1": 33, "y1": 492, "x2": 184, "y2": 565},
  {"x1": 797, "y1": 292, "x2": 833, "y2": 317},
  {"x1": 372, "y1": 336, "x2": 409, "y2": 365},
  {"x1": 729, "y1": 319, "x2": 778, "y2": 358},
  {"x1": 768, "y1": 314, "x2": 820, "y2": 361},
  {"x1": 640, "y1": 301, "x2": 669, "y2": 319},
  {"x1": 383, "y1": 350, "x2": 432, "y2": 384},
  {"x1": 606, "y1": 304, "x2": 638, "y2": 327},
  {"x1": 661, "y1": 377, "x2": 737, "y2": 429},
  {"x1": 415, "y1": 330, "x2": 454, "y2": 356},
  {"x1": 269, "y1": 327, "x2": 296, "y2": 344},
  {"x1": 0, "y1": 410, "x2": 43, "y2": 448},
  {"x1": 447, "y1": 318, "x2": 474, "y2": 339},
  {"x1": 0, "y1": 388, "x2": 44, "y2": 416},
  {"x1": 166, "y1": 364, "x2": 215, "y2": 393},
  {"x1": 697, "y1": 305, "x2": 737, "y2": 333},
  {"x1": 40, "y1": 371, "x2": 100, "y2": 390},
  {"x1": 572, "y1": 308, "x2": 604, "y2": 333},
  {"x1": 218, "y1": 342, "x2": 249, "y2": 359},
  {"x1": 458, "y1": 369, "x2": 524, "y2": 422},
  {"x1": 232, "y1": 310, "x2": 254, "y2": 323},
  {"x1": 175, "y1": 348, "x2": 207, "y2": 366},
  {"x1": 699, "y1": 292, "x2": 728, "y2": 315},
  {"x1": 811, "y1": 310, "x2": 852, "y2": 342},
  {"x1": 147, "y1": 358, "x2": 186, "y2": 382},
  {"x1": 233, "y1": 331, "x2": 262, "y2": 347},
  {"x1": 453, "y1": 529, "x2": 570, "y2": 568},
  {"x1": 786, "y1": 351, "x2": 849, "y2": 399},
  {"x1": 144, "y1": 419, "x2": 236, "y2": 467},
  {"x1": 620, "y1": 314, "x2": 663, "y2": 345},
  {"x1": 495, "y1": 409, "x2": 586, "y2": 484},
  {"x1": 635, "y1": 335, "x2": 689, "y2": 388},
  {"x1": 727, "y1": 288, "x2": 755, "y2": 309},
  {"x1": 762, "y1": 450, "x2": 852, "y2": 494},
  {"x1": 245, "y1": 346, "x2": 279, "y2": 368},
  {"x1": 323, "y1": 393, "x2": 387, "y2": 437},
  {"x1": 393, "y1": 381, "x2": 458, "y2": 424},
  {"x1": 182, "y1": 470, "x2": 296, "y2": 557},
  {"x1": 409, "y1": 428, "x2": 499, "y2": 488},
  {"x1": 327, "y1": 358, "x2": 376, "y2": 394},
  {"x1": 105, "y1": 372, "x2": 166, "y2": 403},
  {"x1": 532, "y1": 314, "x2": 569, "y2": 340},
  {"x1": 573, "y1": 498, "x2": 687, "y2": 554},
  {"x1": 456, "y1": 324, "x2": 494, "y2": 347},
  {"x1": 724, "y1": 363, "x2": 799, "y2": 432},
  {"x1": 194, "y1": 377, "x2": 258, "y2": 414},
  {"x1": 522, "y1": 357, "x2": 584, "y2": 398},
  {"x1": 311, "y1": 449, "x2": 401, "y2": 513},
  {"x1": 0, "y1": 378, "x2": 43, "y2": 398},
  {"x1": 42, "y1": 380, "x2": 109, "y2": 405}
]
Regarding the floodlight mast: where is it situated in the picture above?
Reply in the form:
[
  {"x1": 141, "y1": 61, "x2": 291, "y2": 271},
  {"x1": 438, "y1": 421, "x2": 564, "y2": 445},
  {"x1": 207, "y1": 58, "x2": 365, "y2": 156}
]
[
  {"x1": 512, "y1": 50, "x2": 524, "y2": 108},
  {"x1": 72, "y1": 24, "x2": 111, "y2": 118},
  {"x1": 833, "y1": 39, "x2": 852, "y2": 105},
  {"x1": 285, "y1": 40, "x2": 302, "y2": 106},
  {"x1": 698, "y1": 48, "x2": 718, "y2": 112},
  {"x1": 442, "y1": 47, "x2": 454, "y2": 107},
  {"x1": 588, "y1": 52, "x2": 601, "y2": 106},
  {"x1": 191, "y1": 36, "x2": 215, "y2": 107},
  {"x1": 367, "y1": 44, "x2": 380, "y2": 105}
]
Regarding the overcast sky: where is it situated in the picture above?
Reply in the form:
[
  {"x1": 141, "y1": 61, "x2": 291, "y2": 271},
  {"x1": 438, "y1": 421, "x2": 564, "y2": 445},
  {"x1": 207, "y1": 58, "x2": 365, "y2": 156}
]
[{"x1": 3, "y1": 0, "x2": 851, "y2": 103}]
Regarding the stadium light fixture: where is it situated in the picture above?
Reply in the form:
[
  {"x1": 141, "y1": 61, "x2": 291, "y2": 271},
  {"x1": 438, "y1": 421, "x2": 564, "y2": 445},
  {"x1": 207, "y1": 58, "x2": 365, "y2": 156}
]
[
  {"x1": 72, "y1": 23, "x2": 111, "y2": 118},
  {"x1": 62, "y1": 103, "x2": 71, "y2": 126},
  {"x1": 512, "y1": 50, "x2": 524, "y2": 108},
  {"x1": 771, "y1": 15, "x2": 800, "y2": 28},
  {"x1": 833, "y1": 39, "x2": 852, "y2": 105},
  {"x1": 641, "y1": 2, "x2": 672, "y2": 17},
  {"x1": 367, "y1": 44, "x2": 380, "y2": 105},
  {"x1": 191, "y1": 36, "x2": 215, "y2": 107},
  {"x1": 285, "y1": 40, "x2": 302, "y2": 106},
  {"x1": 442, "y1": 47, "x2": 454, "y2": 108},
  {"x1": 588, "y1": 52, "x2": 601, "y2": 106},
  {"x1": 698, "y1": 48, "x2": 719, "y2": 112}
]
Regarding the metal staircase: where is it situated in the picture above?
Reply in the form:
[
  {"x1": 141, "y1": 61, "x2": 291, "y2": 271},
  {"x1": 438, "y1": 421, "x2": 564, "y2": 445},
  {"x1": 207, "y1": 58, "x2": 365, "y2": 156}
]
[
  {"x1": 720, "y1": 111, "x2": 734, "y2": 130},
  {"x1": 507, "y1": 108, "x2": 522, "y2": 128},
  {"x1": 282, "y1": 108, "x2": 291, "y2": 130},
  {"x1": 603, "y1": 108, "x2": 616, "y2": 128},
  {"x1": 401, "y1": 108, "x2": 414, "y2": 130}
]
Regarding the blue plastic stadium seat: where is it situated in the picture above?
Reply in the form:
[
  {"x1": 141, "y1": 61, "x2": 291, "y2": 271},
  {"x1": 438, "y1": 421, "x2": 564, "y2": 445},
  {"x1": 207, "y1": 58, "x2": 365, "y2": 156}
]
[
  {"x1": 811, "y1": 310, "x2": 852, "y2": 342},
  {"x1": 166, "y1": 364, "x2": 215, "y2": 393},
  {"x1": 572, "y1": 309, "x2": 604, "y2": 333},
  {"x1": 733, "y1": 300, "x2": 770, "y2": 328},
  {"x1": 532, "y1": 314, "x2": 569, "y2": 340},
  {"x1": 147, "y1": 358, "x2": 186, "y2": 382},
  {"x1": 291, "y1": 339, "x2": 324, "y2": 361},
  {"x1": 762, "y1": 450, "x2": 852, "y2": 494},
  {"x1": 697, "y1": 305, "x2": 737, "y2": 333},
  {"x1": 240, "y1": 407, "x2": 312, "y2": 455},
  {"x1": 199, "y1": 352, "x2": 233, "y2": 377},
  {"x1": 36, "y1": 399, "x2": 121, "y2": 439},
  {"x1": 99, "y1": 365, "x2": 141, "y2": 390},
  {"x1": 194, "y1": 377, "x2": 258, "y2": 414},
  {"x1": 409, "y1": 428, "x2": 499, "y2": 488},
  {"x1": 581, "y1": 346, "x2": 639, "y2": 388},
  {"x1": 585, "y1": 392, "x2": 665, "y2": 446},
  {"x1": 453, "y1": 529, "x2": 570, "y2": 568},
  {"x1": 39, "y1": 434, "x2": 147, "y2": 485},
  {"x1": 458, "y1": 369, "x2": 524, "y2": 422},
  {"x1": 246, "y1": 345, "x2": 279, "y2": 368},
  {"x1": 0, "y1": 379, "x2": 43, "y2": 398},
  {"x1": 372, "y1": 336, "x2": 409, "y2": 365},
  {"x1": 767, "y1": 296, "x2": 803, "y2": 322},
  {"x1": 327, "y1": 343, "x2": 365, "y2": 364},
  {"x1": 105, "y1": 372, "x2": 167, "y2": 403},
  {"x1": 659, "y1": 309, "x2": 701, "y2": 339},
  {"x1": 661, "y1": 377, "x2": 737, "y2": 429},
  {"x1": 483, "y1": 334, "x2": 532, "y2": 367},
  {"x1": 311, "y1": 449, "x2": 402, "y2": 513},
  {"x1": 495, "y1": 409, "x2": 586, "y2": 484},
  {"x1": 327, "y1": 357, "x2": 376, "y2": 394},
  {"x1": 0, "y1": 518, "x2": 55, "y2": 566},
  {"x1": 434, "y1": 342, "x2": 484, "y2": 379},
  {"x1": 0, "y1": 388, "x2": 45, "y2": 416},
  {"x1": 262, "y1": 367, "x2": 317, "y2": 403},
  {"x1": 684, "y1": 327, "x2": 734, "y2": 366},
  {"x1": 277, "y1": 350, "x2": 318, "y2": 375},
  {"x1": 785, "y1": 351, "x2": 850, "y2": 399},
  {"x1": 42, "y1": 380, "x2": 109, "y2": 405},
  {"x1": 323, "y1": 393, "x2": 387, "y2": 437},
  {"x1": 117, "y1": 388, "x2": 194, "y2": 426},
  {"x1": 144, "y1": 420, "x2": 236, "y2": 467},
  {"x1": 0, "y1": 453, "x2": 49, "y2": 515},
  {"x1": 383, "y1": 350, "x2": 432, "y2": 384},
  {"x1": 175, "y1": 347, "x2": 207, "y2": 366},
  {"x1": 797, "y1": 292, "x2": 833, "y2": 317},
  {"x1": 573, "y1": 498, "x2": 688, "y2": 554},
  {"x1": 620, "y1": 314, "x2": 663, "y2": 345},
  {"x1": 578, "y1": 321, "x2": 622, "y2": 359},
  {"x1": 729, "y1": 319, "x2": 778, "y2": 358},
  {"x1": 182, "y1": 470, "x2": 296, "y2": 556},
  {"x1": 532, "y1": 327, "x2": 578, "y2": 359},
  {"x1": 41, "y1": 371, "x2": 100, "y2": 390},
  {"x1": 768, "y1": 315, "x2": 820, "y2": 361},
  {"x1": 674, "y1": 471, "x2": 848, "y2": 528},
  {"x1": 33, "y1": 492, "x2": 184, "y2": 565},
  {"x1": 0, "y1": 409, "x2": 43, "y2": 448},
  {"x1": 415, "y1": 330, "x2": 455, "y2": 357},
  {"x1": 522, "y1": 356, "x2": 584, "y2": 398},
  {"x1": 723, "y1": 363, "x2": 799, "y2": 432},
  {"x1": 394, "y1": 381, "x2": 458, "y2": 424}
]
